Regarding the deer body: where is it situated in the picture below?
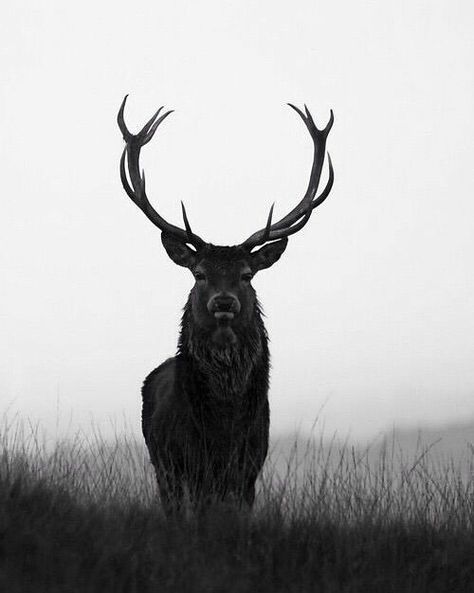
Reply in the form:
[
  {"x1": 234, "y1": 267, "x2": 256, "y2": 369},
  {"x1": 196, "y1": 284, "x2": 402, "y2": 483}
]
[
  {"x1": 142, "y1": 303, "x2": 270, "y2": 510},
  {"x1": 117, "y1": 97, "x2": 334, "y2": 512}
]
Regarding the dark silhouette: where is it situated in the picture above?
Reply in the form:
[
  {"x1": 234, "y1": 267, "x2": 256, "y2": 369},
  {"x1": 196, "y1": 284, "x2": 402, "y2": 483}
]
[{"x1": 117, "y1": 96, "x2": 334, "y2": 513}]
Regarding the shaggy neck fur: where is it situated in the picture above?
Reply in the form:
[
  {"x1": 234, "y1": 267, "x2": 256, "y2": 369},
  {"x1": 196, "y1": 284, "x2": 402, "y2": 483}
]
[{"x1": 178, "y1": 299, "x2": 268, "y2": 402}]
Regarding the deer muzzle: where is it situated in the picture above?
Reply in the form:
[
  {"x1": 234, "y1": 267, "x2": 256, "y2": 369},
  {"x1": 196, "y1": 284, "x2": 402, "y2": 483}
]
[{"x1": 207, "y1": 294, "x2": 241, "y2": 321}]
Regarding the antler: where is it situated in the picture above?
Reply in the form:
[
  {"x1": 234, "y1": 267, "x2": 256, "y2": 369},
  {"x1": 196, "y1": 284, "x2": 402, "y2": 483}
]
[
  {"x1": 117, "y1": 95, "x2": 205, "y2": 249},
  {"x1": 241, "y1": 104, "x2": 334, "y2": 250}
]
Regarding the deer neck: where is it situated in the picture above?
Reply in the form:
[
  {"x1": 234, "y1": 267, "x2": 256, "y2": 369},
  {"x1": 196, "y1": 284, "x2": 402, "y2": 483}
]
[{"x1": 178, "y1": 302, "x2": 268, "y2": 402}]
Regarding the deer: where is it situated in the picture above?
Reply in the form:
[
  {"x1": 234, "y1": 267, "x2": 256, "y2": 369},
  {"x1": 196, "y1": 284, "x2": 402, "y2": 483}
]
[{"x1": 117, "y1": 96, "x2": 334, "y2": 514}]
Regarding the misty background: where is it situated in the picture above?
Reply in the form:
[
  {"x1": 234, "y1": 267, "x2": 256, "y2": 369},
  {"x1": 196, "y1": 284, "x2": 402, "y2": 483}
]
[{"x1": 1, "y1": 0, "x2": 473, "y2": 444}]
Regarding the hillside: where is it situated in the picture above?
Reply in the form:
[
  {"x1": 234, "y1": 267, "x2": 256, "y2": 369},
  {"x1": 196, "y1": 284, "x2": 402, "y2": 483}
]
[{"x1": 1, "y1": 415, "x2": 473, "y2": 591}]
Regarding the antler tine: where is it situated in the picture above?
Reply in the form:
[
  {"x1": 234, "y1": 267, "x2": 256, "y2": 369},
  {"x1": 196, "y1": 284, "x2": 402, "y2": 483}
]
[
  {"x1": 181, "y1": 201, "x2": 195, "y2": 243},
  {"x1": 250, "y1": 154, "x2": 334, "y2": 243},
  {"x1": 117, "y1": 95, "x2": 132, "y2": 140},
  {"x1": 142, "y1": 108, "x2": 175, "y2": 146},
  {"x1": 118, "y1": 96, "x2": 205, "y2": 249},
  {"x1": 261, "y1": 203, "x2": 275, "y2": 244},
  {"x1": 242, "y1": 104, "x2": 334, "y2": 250},
  {"x1": 270, "y1": 104, "x2": 332, "y2": 230}
]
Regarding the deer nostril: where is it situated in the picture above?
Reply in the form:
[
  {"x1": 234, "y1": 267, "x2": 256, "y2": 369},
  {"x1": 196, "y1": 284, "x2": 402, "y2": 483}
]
[
  {"x1": 208, "y1": 296, "x2": 240, "y2": 314},
  {"x1": 216, "y1": 300, "x2": 233, "y2": 312}
]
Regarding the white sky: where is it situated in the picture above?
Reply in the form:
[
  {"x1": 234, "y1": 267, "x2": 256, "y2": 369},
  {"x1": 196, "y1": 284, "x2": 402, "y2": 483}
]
[{"x1": 1, "y1": 0, "x2": 473, "y2": 440}]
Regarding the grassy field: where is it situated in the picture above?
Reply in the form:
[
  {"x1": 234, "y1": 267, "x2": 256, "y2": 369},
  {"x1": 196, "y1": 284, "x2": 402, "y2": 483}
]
[{"x1": 0, "y1": 415, "x2": 473, "y2": 592}]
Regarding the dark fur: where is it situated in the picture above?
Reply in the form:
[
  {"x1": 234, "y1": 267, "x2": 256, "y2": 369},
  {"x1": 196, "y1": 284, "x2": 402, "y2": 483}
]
[{"x1": 140, "y1": 241, "x2": 288, "y2": 514}]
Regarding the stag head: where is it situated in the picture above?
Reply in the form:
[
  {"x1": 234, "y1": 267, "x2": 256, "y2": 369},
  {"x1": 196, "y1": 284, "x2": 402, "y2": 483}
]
[{"x1": 117, "y1": 96, "x2": 334, "y2": 345}]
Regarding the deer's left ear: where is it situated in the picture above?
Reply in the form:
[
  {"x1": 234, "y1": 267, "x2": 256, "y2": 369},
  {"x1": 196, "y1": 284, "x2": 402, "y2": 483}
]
[
  {"x1": 250, "y1": 238, "x2": 288, "y2": 272},
  {"x1": 161, "y1": 232, "x2": 198, "y2": 269}
]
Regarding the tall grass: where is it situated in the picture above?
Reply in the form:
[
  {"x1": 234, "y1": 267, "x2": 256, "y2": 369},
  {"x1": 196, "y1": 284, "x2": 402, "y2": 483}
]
[{"x1": 1, "y1": 413, "x2": 473, "y2": 592}]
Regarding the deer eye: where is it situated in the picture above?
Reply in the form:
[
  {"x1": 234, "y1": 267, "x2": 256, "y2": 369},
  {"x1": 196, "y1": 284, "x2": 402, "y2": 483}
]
[
  {"x1": 241, "y1": 273, "x2": 253, "y2": 282},
  {"x1": 194, "y1": 272, "x2": 206, "y2": 282}
]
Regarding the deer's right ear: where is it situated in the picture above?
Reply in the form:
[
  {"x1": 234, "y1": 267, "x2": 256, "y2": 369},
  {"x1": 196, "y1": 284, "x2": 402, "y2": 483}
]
[
  {"x1": 161, "y1": 233, "x2": 197, "y2": 269},
  {"x1": 250, "y1": 238, "x2": 288, "y2": 272}
]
